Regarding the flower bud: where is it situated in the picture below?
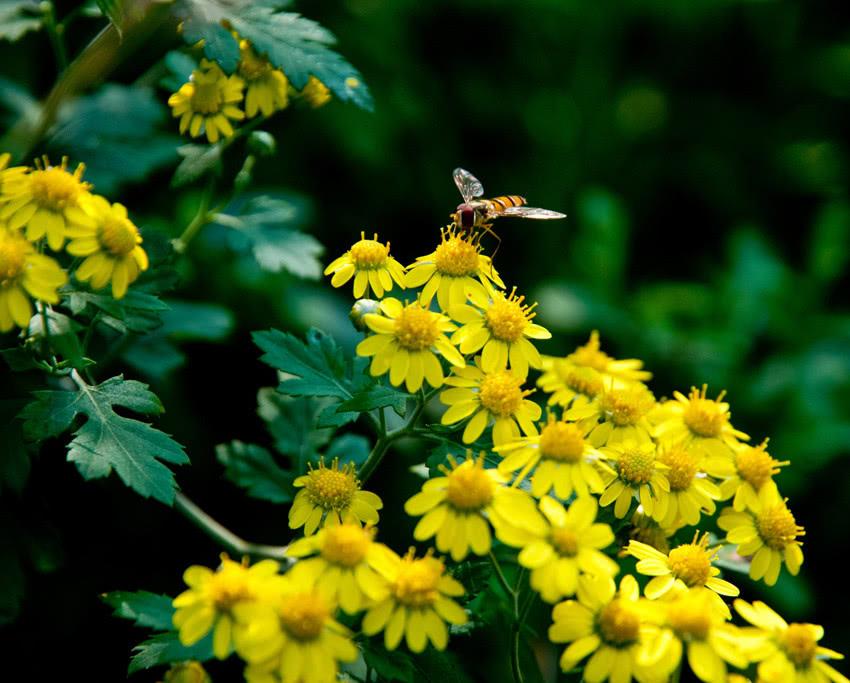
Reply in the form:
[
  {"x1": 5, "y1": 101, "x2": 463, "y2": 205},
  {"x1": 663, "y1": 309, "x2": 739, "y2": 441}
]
[
  {"x1": 161, "y1": 661, "x2": 211, "y2": 683},
  {"x1": 349, "y1": 298, "x2": 380, "y2": 331}
]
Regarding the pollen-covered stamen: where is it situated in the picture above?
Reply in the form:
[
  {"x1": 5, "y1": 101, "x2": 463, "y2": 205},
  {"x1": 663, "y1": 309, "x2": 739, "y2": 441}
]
[
  {"x1": 667, "y1": 534, "x2": 715, "y2": 587},
  {"x1": 781, "y1": 624, "x2": 819, "y2": 667},
  {"x1": 304, "y1": 459, "x2": 359, "y2": 511},
  {"x1": 658, "y1": 446, "x2": 699, "y2": 491},
  {"x1": 349, "y1": 232, "x2": 390, "y2": 269},
  {"x1": 190, "y1": 80, "x2": 224, "y2": 114},
  {"x1": 596, "y1": 600, "x2": 641, "y2": 646},
  {"x1": 551, "y1": 528, "x2": 579, "y2": 557},
  {"x1": 98, "y1": 215, "x2": 139, "y2": 256},
  {"x1": 598, "y1": 386, "x2": 654, "y2": 426},
  {"x1": 667, "y1": 597, "x2": 712, "y2": 640},
  {"x1": 485, "y1": 288, "x2": 536, "y2": 343},
  {"x1": 539, "y1": 420, "x2": 585, "y2": 463},
  {"x1": 444, "y1": 456, "x2": 494, "y2": 511},
  {"x1": 569, "y1": 331, "x2": 613, "y2": 372},
  {"x1": 736, "y1": 441, "x2": 787, "y2": 491},
  {"x1": 279, "y1": 591, "x2": 330, "y2": 640},
  {"x1": 320, "y1": 524, "x2": 373, "y2": 567},
  {"x1": 682, "y1": 385, "x2": 729, "y2": 438},
  {"x1": 434, "y1": 226, "x2": 480, "y2": 276},
  {"x1": 617, "y1": 445, "x2": 656, "y2": 485},
  {"x1": 563, "y1": 366, "x2": 604, "y2": 399},
  {"x1": 479, "y1": 371, "x2": 531, "y2": 417},
  {"x1": 756, "y1": 500, "x2": 804, "y2": 550},
  {"x1": 0, "y1": 235, "x2": 28, "y2": 283},
  {"x1": 392, "y1": 551, "x2": 444, "y2": 607},
  {"x1": 28, "y1": 158, "x2": 89, "y2": 210},
  {"x1": 394, "y1": 305, "x2": 440, "y2": 351}
]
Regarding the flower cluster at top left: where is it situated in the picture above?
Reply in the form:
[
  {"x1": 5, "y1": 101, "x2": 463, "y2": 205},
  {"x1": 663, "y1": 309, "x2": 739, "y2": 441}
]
[{"x1": 0, "y1": 154, "x2": 149, "y2": 332}]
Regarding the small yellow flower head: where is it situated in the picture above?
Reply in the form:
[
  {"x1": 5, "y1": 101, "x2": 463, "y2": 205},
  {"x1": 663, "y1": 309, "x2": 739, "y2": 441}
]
[
  {"x1": 565, "y1": 330, "x2": 652, "y2": 383},
  {"x1": 300, "y1": 76, "x2": 332, "y2": 108},
  {"x1": 362, "y1": 548, "x2": 467, "y2": 653},
  {"x1": 168, "y1": 60, "x2": 246, "y2": 143},
  {"x1": 599, "y1": 441, "x2": 670, "y2": 520},
  {"x1": 537, "y1": 359, "x2": 605, "y2": 408},
  {"x1": 625, "y1": 509, "x2": 672, "y2": 556},
  {"x1": 566, "y1": 382, "x2": 656, "y2": 447},
  {"x1": 0, "y1": 229, "x2": 67, "y2": 331},
  {"x1": 440, "y1": 361, "x2": 541, "y2": 446},
  {"x1": 65, "y1": 195, "x2": 149, "y2": 299},
  {"x1": 238, "y1": 39, "x2": 289, "y2": 117},
  {"x1": 161, "y1": 661, "x2": 211, "y2": 683},
  {"x1": 324, "y1": 232, "x2": 406, "y2": 299},
  {"x1": 707, "y1": 439, "x2": 789, "y2": 513},
  {"x1": 289, "y1": 458, "x2": 383, "y2": 535},
  {"x1": 655, "y1": 442, "x2": 721, "y2": 528},
  {"x1": 0, "y1": 156, "x2": 92, "y2": 251}
]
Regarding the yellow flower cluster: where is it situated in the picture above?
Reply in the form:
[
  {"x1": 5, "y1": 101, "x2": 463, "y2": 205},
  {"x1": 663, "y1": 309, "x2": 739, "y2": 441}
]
[
  {"x1": 168, "y1": 37, "x2": 334, "y2": 143},
  {"x1": 0, "y1": 154, "x2": 148, "y2": 331}
]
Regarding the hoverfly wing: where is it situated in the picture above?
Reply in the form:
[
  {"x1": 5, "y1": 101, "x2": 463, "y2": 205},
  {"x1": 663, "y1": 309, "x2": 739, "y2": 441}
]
[
  {"x1": 500, "y1": 206, "x2": 567, "y2": 219},
  {"x1": 453, "y1": 168, "x2": 484, "y2": 203}
]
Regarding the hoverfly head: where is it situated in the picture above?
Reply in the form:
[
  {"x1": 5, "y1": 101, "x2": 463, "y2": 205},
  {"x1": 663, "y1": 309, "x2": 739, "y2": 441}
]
[{"x1": 456, "y1": 204, "x2": 476, "y2": 229}]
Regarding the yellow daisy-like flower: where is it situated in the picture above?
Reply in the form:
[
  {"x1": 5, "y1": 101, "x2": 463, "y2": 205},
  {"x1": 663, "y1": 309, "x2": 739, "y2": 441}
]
[
  {"x1": 717, "y1": 486, "x2": 804, "y2": 586},
  {"x1": 362, "y1": 548, "x2": 467, "y2": 653},
  {"x1": 549, "y1": 574, "x2": 656, "y2": 682},
  {"x1": 0, "y1": 154, "x2": 29, "y2": 196},
  {"x1": 300, "y1": 76, "x2": 332, "y2": 108},
  {"x1": 537, "y1": 359, "x2": 605, "y2": 409},
  {"x1": 288, "y1": 459, "x2": 383, "y2": 535},
  {"x1": 639, "y1": 589, "x2": 747, "y2": 683},
  {"x1": 65, "y1": 195, "x2": 148, "y2": 299},
  {"x1": 0, "y1": 229, "x2": 67, "y2": 332},
  {"x1": 0, "y1": 156, "x2": 91, "y2": 251},
  {"x1": 704, "y1": 440, "x2": 788, "y2": 513},
  {"x1": 734, "y1": 599, "x2": 849, "y2": 683},
  {"x1": 356, "y1": 297, "x2": 464, "y2": 392},
  {"x1": 440, "y1": 361, "x2": 541, "y2": 446},
  {"x1": 547, "y1": 330, "x2": 652, "y2": 386},
  {"x1": 653, "y1": 385, "x2": 749, "y2": 458},
  {"x1": 160, "y1": 661, "x2": 210, "y2": 683},
  {"x1": 168, "y1": 60, "x2": 245, "y2": 143},
  {"x1": 324, "y1": 232, "x2": 406, "y2": 299},
  {"x1": 627, "y1": 533, "x2": 739, "y2": 617},
  {"x1": 172, "y1": 555, "x2": 280, "y2": 660},
  {"x1": 405, "y1": 224, "x2": 505, "y2": 311},
  {"x1": 566, "y1": 382, "x2": 657, "y2": 447},
  {"x1": 494, "y1": 413, "x2": 605, "y2": 499},
  {"x1": 655, "y1": 441, "x2": 721, "y2": 528},
  {"x1": 449, "y1": 285, "x2": 551, "y2": 378},
  {"x1": 599, "y1": 441, "x2": 670, "y2": 520},
  {"x1": 238, "y1": 40, "x2": 289, "y2": 117},
  {"x1": 233, "y1": 570, "x2": 357, "y2": 683},
  {"x1": 285, "y1": 523, "x2": 392, "y2": 614},
  {"x1": 403, "y1": 452, "x2": 545, "y2": 561},
  {"x1": 625, "y1": 510, "x2": 674, "y2": 556}
]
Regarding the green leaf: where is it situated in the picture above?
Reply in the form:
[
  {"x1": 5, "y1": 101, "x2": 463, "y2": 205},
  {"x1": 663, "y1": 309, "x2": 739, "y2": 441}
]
[
  {"x1": 172, "y1": 144, "x2": 222, "y2": 187},
  {"x1": 216, "y1": 440, "x2": 294, "y2": 503},
  {"x1": 95, "y1": 0, "x2": 127, "y2": 32},
  {"x1": 325, "y1": 433, "x2": 370, "y2": 467},
  {"x1": 27, "y1": 307, "x2": 88, "y2": 370},
  {"x1": 67, "y1": 288, "x2": 169, "y2": 334},
  {"x1": 102, "y1": 591, "x2": 175, "y2": 631},
  {"x1": 0, "y1": 1, "x2": 41, "y2": 42},
  {"x1": 161, "y1": 50, "x2": 197, "y2": 92},
  {"x1": 128, "y1": 631, "x2": 213, "y2": 674},
  {"x1": 337, "y1": 383, "x2": 408, "y2": 416},
  {"x1": 19, "y1": 376, "x2": 188, "y2": 504},
  {"x1": 257, "y1": 388, "x2": 331, "y2": 472},
  {"x1": 177, "y1": 0, "x2": 241, "y2": 72},
  {"x1": 808, "y1": 200, "x2": 850, "y2": 284},
  {"x1": 362, "y1": 641, "x2": 415, "y2": 683}
]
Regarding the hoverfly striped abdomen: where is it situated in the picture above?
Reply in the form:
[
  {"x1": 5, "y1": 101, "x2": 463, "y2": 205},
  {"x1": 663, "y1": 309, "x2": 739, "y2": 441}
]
[{"x1": 485, "y1": 195, "x2": 527, "y2": 213}]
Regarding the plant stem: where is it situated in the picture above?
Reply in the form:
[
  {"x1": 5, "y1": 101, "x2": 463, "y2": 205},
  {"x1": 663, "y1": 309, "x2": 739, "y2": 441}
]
[
  {"x1": 489, "y1": 552, "x2": 525, "y2": 683},
  {"x1": 173, "y1": 492, "x2": 290, "y2": 562},
  {"x1": 42, "y1": 2, "x2": 69, "y2": 73},
  {"x1": 172, "y1": 177, "x2": 215, "y2": 254}
]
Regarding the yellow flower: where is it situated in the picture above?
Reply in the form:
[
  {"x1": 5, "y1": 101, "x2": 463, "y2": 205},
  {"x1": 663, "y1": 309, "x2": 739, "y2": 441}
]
[
  {"x1": 403, "y1": 452, "x2": 545, "y2": 561},
  {"x1": 627, "y1": 533, "x2": 739, "y2": 617},
  {"x1": 655, "y1": 441, "x2": 721, "y2": 528},
  {"x1": 324, "y1": 232, "x2": 406, "y2": 298},
  {"x1": 566, "y1": 383, "x2": 657, "y2": 447},
  {"x1": 537, "y1": 359, "x2": 605, "y2": 409},
  {"x1": 548, "y1": 574, "x2": 656, "y2": 682},
  {"x1": 734, "y1": 599, "x2": 849, "y2": 683},
  {"x1": 511, "y1": 496, "x2": 619, "y2": 604},
  {"x1": 547, "y1": 330, "x2": 652, "y2": 386},
  {"x1": 640, "y1": 589, "x2": 747, "y2": 683},
  {"x1": 704, "y1": 440, "x2": 788, "y2": 513},
  {"x1": 625, "y1": 510, "x2": 673, "y2": 556},
  {"x1": 65, "y1": 195, "x2": 148, "y2": 299},
  {"x1": 300, "y1": 76, "x2": 332, "y2": 108},
  {"x1": 598, "y1": 441, "x2": 670, "y2": 520},
  {"x1": 405, "y1": 224, "x2": 505, "y2": 310},
  {"x1": 449, "y1": 285, "x2": 551, "y2": 378},
  {"x1": 160, "y1": 661, "x2": 210, "y2": 683},
  {"x1": 233, "y1": 570, "x2": 357, "y2": 683},
  {"x1": 494, "y1": 414, "x2": 605, "y2": 499},
  {"x1": 440, "y1": 361, "x2": 541, "y2": 446},
  {"x1": 0, "y1": 156, "x2": 91, "y2": 251},
  {"x1": 172, "y1": 555, "x2": 280, "y2": 660},
  {"x1": 168, "y1": 60, "x2": 245, "y2": 143},
  {"x1": 285, "y1": 523, "x2": 391, "y2": 614},
  {"x1": 238, "y1": 40, "x2": 289, "y2": 117},
  {"x1": 717, "y1": 486, "x2": 804, "y2": 586},
  {"x1": 0, "y1": 229, "x2": 67, "y2": 331},
  {"x1": 362, "y1": 548, "x2": 467, "y2": 653},
  {"x1": 356, "y1": 297, "x2": 464, "y2": 392},
  {"x1": 288, "y1": 459, "x2": 383, "y2": 535},
  {"x1": 0, "y1": 154, "x2": 28, "y2": 196},
  {"x1": 653, "y1": 385, "x2": 749, "y2": 458}
]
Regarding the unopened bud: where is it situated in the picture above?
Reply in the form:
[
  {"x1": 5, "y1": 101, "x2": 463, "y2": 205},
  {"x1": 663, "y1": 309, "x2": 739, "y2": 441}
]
[
  {"x1": 248, "y1": 131, "x2": 276, "y2": 156},
  {"x1": 161, "y1": 661, "x2": 211, "y2": 683},
  {"x1": 349, "y1": 299, "x2": 380, "y2": 331}
]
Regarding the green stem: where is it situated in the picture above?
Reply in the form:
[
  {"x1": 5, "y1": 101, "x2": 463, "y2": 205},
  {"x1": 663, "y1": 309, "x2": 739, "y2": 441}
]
[
  {"x1": 42, "y1": 2, "x2": 69, "y2": 73},
  {"x1": 671, "y1": 663, "x2": 681, "y2": 683},
  {"x1": 489, "y1": 552, "x2": 524, "y2": 683},
  {"x1": 172, "y1": 177, "x2": 215, "y2": 254}
]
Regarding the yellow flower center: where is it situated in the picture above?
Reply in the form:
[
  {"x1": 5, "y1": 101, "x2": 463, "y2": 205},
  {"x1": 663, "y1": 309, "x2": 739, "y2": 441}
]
[
  {"x1": 485, "y1": 290, "x2": 534, "y2": 343},
  {"x1": 278, "y1": 591, "x2": 329, "y2": 641},
  {"x1": 598, "y1": 386, "x2": 654, "y2": 426},
  {"x1": 539, "y1": 421, "x2": 585, "y2": 463},
  {"x1": 682, "y1": 386, "x2": 728, "y2": 438},
  {"x1": 29, "y1": 166, "x2": 87, "y2": 211},
  {"x1": 563, "y1": 365, "x2": 604, "y2": 399},
  {"x1": 208, "y1": 570, "x2": 254, "y2": 611},
  {"x1": 163, "y1": 661, "x2": 209, "y2": 683},
  {"x1": 617, "y1": 445, "x2": 656, "y2": 485},
  {"x1": 392, "y1": 555, "x2": 443, "y2": 608},
  {"x1": 433, "y1": 229, "x2": 480, "y2": 276},
  {"x1": 479, "y1": 371, "x2": 527, "y2": 417},
  {"x1": 781, "y1": 624, "x2": 818, "y2": 667},
  {"x1": 238, "y1": 41, "x2": 271, "y2": 80},
  {"x1": 597, "y1": 600, "x2": 641, "y2": 646},
  {"x1": 320, "y1": 524, "x2": 372, "y2": 567},
  {"x1": 350, "y1": 238, "x2": 389, "y2": 269},
  {"x1": 0, "y1": 234, "x2": 28, "y2": 284},
  {"x1": 756, "y1": 501, "x2": 803, "y2": 550},
  {"x1": 394, "y1": 305, "x2": 440, "y2": 351},
  {"x1": 190, "y1": 80, "x2": 223, "y2": 115},
  {"x1": 551, "y1": 528, "x2": 579, "y2": 556},
  {"x1": 657, "y1": 447, "x2": 699, "y2": 492},
  {"x1": 667, "y1": 543, "x2": 712, "y2": 587},
  {"x1": 735, "y1": 443, "x2": 783, "y2": 491},
  {"x1": 667, "y1": 597, "x2": 712, "y2": 640},
  {"x1": 569, "y1": 331, "x2": 613, "y2": 373},
  {"x1": 446, "y1": 461, "x2": 494, "y2": 511},
  {"x1": 98, "y1": 214, "x2": 139, "y2": 257},
  {"x1": 629, "y1": 512, "x2": 670, "y2": 555},
  {"x1": 305, "y1": 462, "x2": 358, "y2": 511}
]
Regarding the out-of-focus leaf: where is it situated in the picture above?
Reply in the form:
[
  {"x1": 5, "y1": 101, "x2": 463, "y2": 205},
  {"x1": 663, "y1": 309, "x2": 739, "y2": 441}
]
[
  {"x1": 256, "y1": 388, "x2": 331, "y2": 472},
  {"x1": 216, "y1": 440, "x2": 294, "y2": 503},
  {"x1": 128, "y1": 631, "x2": 213, "y2": 674},
  {"x1": 176, "y1": 0, "x2": 241, "y2": 72},
  {"x1": 95, "y1": 0, "x2": 128, "y2": 32},
  {"x1": 0, "y1": 1, "x2": 41, "y2": 42},
  {"x1": 0, "y1": 75, "x2": 38, "y2": 128},
  {"x1": 362, "y1": 641, "x2": 415, "y2": 683},
  {"x1": 0, "y1": 399, "x2": 29, "y2": 493},
  {"x1": 67, "y1": 288, "x2": 169, "y2": 334},
  {"x1": 571, "y1": 188, "x2": 629, "y2": 295},
  {"x1": 161, "y1": 50, "x2": 197, "y2": 92},
  {"x1": 27, "y1": 307, "x2": 87, "y2": 369},
  {"x1": 325, "y1": 433, "x2": 370, "y2": 467},
  {"x1": 808, "y1": 200, "x2": 850, "y2": 284},
  {"x1": 172, "y1": 144, "x2": 221, "y2": 188},
  {"x1": 102, "y1": 591, "x2": 175, "y2": 631}
]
